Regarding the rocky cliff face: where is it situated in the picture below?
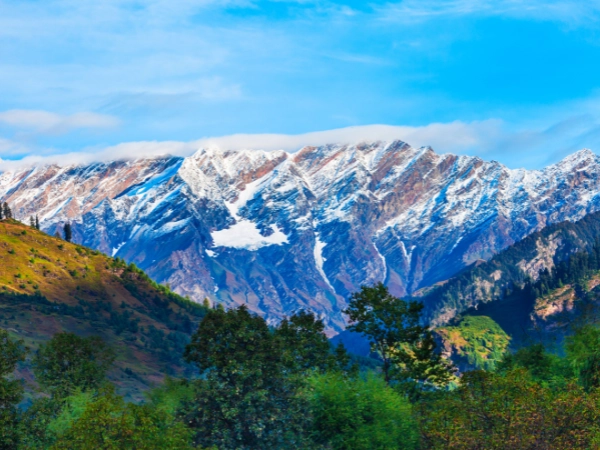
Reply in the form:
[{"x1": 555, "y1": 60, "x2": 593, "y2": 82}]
[{"x1": 1, "y1": 142, "x2": 600, "y2": 332}]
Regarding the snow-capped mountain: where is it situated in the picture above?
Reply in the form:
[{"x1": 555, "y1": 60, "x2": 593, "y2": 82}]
[{"x1": 2, "y1": 141, "x2": 600, "y2": 332}]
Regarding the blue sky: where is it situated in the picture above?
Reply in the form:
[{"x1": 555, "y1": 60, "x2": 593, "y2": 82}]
[{"x1": 1, "y1": 0, "x2": 600, "y2": 169}]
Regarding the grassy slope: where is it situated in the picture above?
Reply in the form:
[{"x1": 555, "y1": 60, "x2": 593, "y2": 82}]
[
  {"x1": 436, "y1": 316, "x2": 510, "y2": 371},
  {"x1": 0, "y1": 219, "x2": 207, "y2": 402}
]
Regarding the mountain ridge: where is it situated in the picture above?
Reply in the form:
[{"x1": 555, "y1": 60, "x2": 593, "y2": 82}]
[{"x1": 1, "y1": 142, "x2": 600, "y2": 331}]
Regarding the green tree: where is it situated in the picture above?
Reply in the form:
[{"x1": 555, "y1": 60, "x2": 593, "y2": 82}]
[
  {"x1": 309, "y1": 372, "x2": 419, "y2": 450},
  {"x1": 275, "y1": 310, "x2": 354, "y2": 374},
  {"x1": 18, "y1": 397, "x2": 63, "y2": 449},
  {"x1": 50, "y1": 387, "x2": 193, "y2": 449},
  {"x1": 32, "y1": 333, "x2": 115, "y2": 398},
  {"x1": 182, "y1": 305, "x2": 312, "y2": 449},
  {"x1": 0, "y1": 329, "x2": 26, "y2": 449},
  {"x1": 566, "y1": 325, "x2": 600, "y2": 390},
  {"x1": 344, "y1": 283, "x2": 454, "y2": 390},
  {"x1": 496, "y1": 343, "x2": 569, "y2": 385},
  {"x1": 63, "y1": 222, "x2": 72, "y2": 242},
  {"x1": 35, "y1": 214, "x2": 40, "y2": 230},
  {"x1": 275, "y1": 310, "x2": 332, "y2": 373}
]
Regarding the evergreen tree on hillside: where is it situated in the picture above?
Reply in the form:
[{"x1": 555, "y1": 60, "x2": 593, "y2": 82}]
[
  {"x1": 63, "y1": 223, "x2": 72, "y2": 243},
  {"x1": 29, "y1": 216, "x2": 35, "y2": 228},
  {"x1": 35, "y1": 215, "x2": 40, "y2": 230},
  {"x1": 2, "y1": 203, "x2": 12, "y2": 219}
]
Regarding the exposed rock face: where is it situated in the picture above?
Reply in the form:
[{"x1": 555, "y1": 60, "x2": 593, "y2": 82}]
[{"x1": 2, "y1": 142, "x2": 600, "y2": 332}]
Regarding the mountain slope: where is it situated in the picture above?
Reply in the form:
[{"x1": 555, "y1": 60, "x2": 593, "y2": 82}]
[
  {"x1": 416, "y1": 210, "x2": 600, "y2": 325},
  {"x1": 2, "y1": 143, "x2": 600, "y2": 331},
  {"x1": 0, "y1": 219, "x2": 207, "y2": 401}
]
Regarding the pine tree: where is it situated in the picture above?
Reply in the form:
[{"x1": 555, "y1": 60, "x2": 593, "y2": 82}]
[
  {"x1": 30, "y1": 216, "x2": 35, "y2": 228},
  {"x1": 35, "y1": 215, "x2": 40, "y2": 230},
  {"x1": 0, "y1": 205, "x2": 3, "y2": 220},
  {"x1": 63, "y1": 223, "x2": 72, "y2": 243},
  {"x1": 2, "y1": 202, "x2": 12, "y2": 219}
]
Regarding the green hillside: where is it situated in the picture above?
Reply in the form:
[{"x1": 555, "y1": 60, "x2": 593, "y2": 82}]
[
  {"x1": 0, "y1": 219, "x2": 208, "y2": 401},
  {"x1": 436, "y1": 315, "x2": 510, "y2": 371}
]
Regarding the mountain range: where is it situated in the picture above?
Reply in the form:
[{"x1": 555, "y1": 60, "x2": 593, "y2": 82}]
[{"x1": 1, "y1": 142, "x2": 600, "y2": 332}]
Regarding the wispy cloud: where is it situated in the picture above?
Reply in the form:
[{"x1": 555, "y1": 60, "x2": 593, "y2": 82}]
[
  {"x1": 376, "y1": 0, "x2": 600, "y2": 26},
  {"x1": 0, "y1": 110, "x2": 119, "y2": 134},
  {"x1": 0, "y1": 137, "x2": 28, "y2": 157}
]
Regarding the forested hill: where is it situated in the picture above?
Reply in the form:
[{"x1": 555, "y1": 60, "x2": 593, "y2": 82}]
[
  {"x1": 0, "y1": 219, "x2": 208, "y2": 401},
  {"x1": 417, "y1": 210, "x2": 600, "y2": 326}
]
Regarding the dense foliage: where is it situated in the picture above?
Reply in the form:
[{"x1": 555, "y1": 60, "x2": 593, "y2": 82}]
[
  {"x1": 32, "y1": 333, "x2": 115, "y2": 398},
  {"x1": 5, "y1": 284, "x2": 600, "y2": 448},
  {"x1": 0, "y1": 329, "x2": 25, "y2": 449},
  {"x1": 308, "y1": 372, "x2": 419, "y2": 449},
  {"x1": 345, "y1": 282, "x2": 454, "y2": 394}
]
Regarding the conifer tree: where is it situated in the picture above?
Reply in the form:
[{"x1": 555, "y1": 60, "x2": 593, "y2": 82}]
[
  {"x1": 30, "y1": 216, "x2": 35, "y2": 228},
  {"x1": 63, "y1": 222, "x2": 72, "y2": 242},
  {"x1": 35, "y1": 215, "x2": 40, "y2": 230},
  {"x1": 2, "y1": 202, "x2": 12, "y2": 219}
]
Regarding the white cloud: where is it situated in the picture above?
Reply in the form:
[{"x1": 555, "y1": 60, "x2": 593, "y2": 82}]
[
  {"x1": 0, "y1": 121, "x2": 501, "y2": 171},
  {"x1": 194, "y1": 121, "x2": 502, "y2": 154},
  {"x1": 0, "y1": 110, "x2": 120, "y2": 134},
  {"x1": 0, "y1": 140, "x2": 199, "y2": 172},
  {"x1": 1, "y1": 114, "x2": 600, "y2": 172}
]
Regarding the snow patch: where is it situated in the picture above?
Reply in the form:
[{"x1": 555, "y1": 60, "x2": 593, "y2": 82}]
[
  {"x1": 112, "y1": 242, "x2": 126, "y2": 256},
  {"x1": 205, "y1": 249, "x2": 216, "y2": 257},
  {"x1": 314, "y1": 235, "x2": 335, "y2": 291},
  {"x1": 373, "y1": 241, "x2": 388, "y2": 282},
  {"x1": 154, "y1": 218, "x2": 189, "y2": 235},
  {"x1": 211, "y1": 170, "x2": 289, "y2": 250},
  {"x1": 212, "y1": 222, "x2": 288, "y2": 251}
]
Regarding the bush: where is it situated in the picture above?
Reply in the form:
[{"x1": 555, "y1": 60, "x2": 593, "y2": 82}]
[
  {"x1": 308, "y1": 372, "x2": 419, "y2": 449},
  {"x1": 49, "y1": 387, "x2": 194, "y2": 449},
  {"x1": 418, "y1": 369, "x2": 600, "y2": 449}
]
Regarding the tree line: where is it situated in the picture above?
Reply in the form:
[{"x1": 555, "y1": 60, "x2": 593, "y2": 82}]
[
  {"x1": 4, "y1": 283, "x2": 600, "y2": 448},
  {"x1": 0, "y1": 202, "x2": 73, "y2": 242}
]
